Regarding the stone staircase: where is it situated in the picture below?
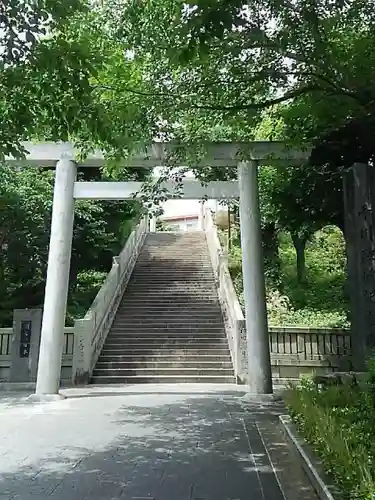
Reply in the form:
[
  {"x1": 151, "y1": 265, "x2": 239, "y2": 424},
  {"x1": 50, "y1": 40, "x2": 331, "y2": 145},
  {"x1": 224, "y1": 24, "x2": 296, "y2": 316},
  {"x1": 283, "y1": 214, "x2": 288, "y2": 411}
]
[{"x1": 91, "y1": 232, "x2": 235, "y2": 384}]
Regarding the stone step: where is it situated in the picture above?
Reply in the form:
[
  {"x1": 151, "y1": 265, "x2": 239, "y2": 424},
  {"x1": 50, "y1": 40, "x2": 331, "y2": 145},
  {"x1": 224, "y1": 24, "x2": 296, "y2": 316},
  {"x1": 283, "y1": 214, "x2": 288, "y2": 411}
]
[
  {"x1": 136, "y1": 267, "x2": 213, "y2": 271},
  {"x1": 114, "y1": 313, "x2": 222, "y2": 321},
  {"x1": 128, "y1": 282, "x2": 217, "y2": 287},
  {"x1": 108, "y1": 334, "x2": 226, "y2": 341},
  {"x1": 106, "y1": 338, "x2": 227, "y2": 345},
  {"x1": 106, "y1": 330, "x2": 227, "y2": 344},
  {"x1": 90, "y1": 374, "x2": 236, "y2": 384},
  {"x1": 137, "y1": 260, "x2": 212, "y2": 264},
  {"x1": 93, "y1": 367, "x2": 234, "y2": 377},
  {"x1": 122, "y1": 295, "x2": 219, "y2": 301},
  {"x1": 109, "y1": 326, "x2": 224, "y2": 333},
  {"x1": 98, "y1": 354, "x2": 231, "y2": 363},
  {"x1": 100, "y1": 347, "x2": 231, "y2": 355},
  {"x1": 116, "y1": 311, "x2": 223, "y2": 317},
  {"x1": 122, "y1": 292, "x2": 218, "y2": 296},
  {"x1": 125, "y1": 292, "x2": 217, "y2": 294},
  {"x1": 135, "y1": 262, "x2": 213, "y2": 267},
  {"x1": 129, "y1": 277, "x2": 216, "y2": 282},
  {"x1": 119, "y1": 296, "x2": 220, "y2": 308},
  {"x1": 113, "y1": 318, "x2": 223, "y2": 324},
  {"x1": 104, "y1": 339, "x2": 227, "y2": 347},
  {"x1": 95, "y1": 360, "x2": 233, "y2": 370},
  {"x1": 116, "y1": 305, "x2": 223, "y2": 312},
  {"x1": 129, "y1": 282, "x2": 216, "y2": 286},
  {"x1": 124, "y1": 290, "x2": 218, "y2": 295},
  {"x1": 142, "y1": 253, "x2": 210, "y2": 256},
  {"x1": 110, "y1": 325, "x2": 225, "y2": 333},
  {"x1": 134, "y1": 266, "x2": 213, "y2": 270},
  {"x1": 111, "y1": 322, "x2": 223, "y2": 328},
  {"x1": 128, "y1": 285, "x2": 217, "y2": 290},
  {"x1": 138, "y1": 251, "x2": 211, "y2": 255},
  {"x1": 119, "y1": 298, "x2": 220, "y2": 304},
  {"x1": 143, "y1": 251, "x2": 210, "y2": 254},
  {"x1": 107, "y1": 328, "x2": 225, "y2": 335},
  {"x1": 128, "y1": 289, "x2": 217, "y2": 293},
  {"x1": 114, "y1": 317, "x2": 223, "y2": 323},
  {"x1": 130, "y1": 283, "x2": 216, "y2": 287}
]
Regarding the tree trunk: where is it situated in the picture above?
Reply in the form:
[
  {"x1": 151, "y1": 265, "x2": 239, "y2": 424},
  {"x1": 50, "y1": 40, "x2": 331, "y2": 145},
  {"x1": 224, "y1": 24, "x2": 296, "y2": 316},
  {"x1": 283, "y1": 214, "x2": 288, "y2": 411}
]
[{"x1": 291, "y1": 233, "x2": 307, "y2": 284}]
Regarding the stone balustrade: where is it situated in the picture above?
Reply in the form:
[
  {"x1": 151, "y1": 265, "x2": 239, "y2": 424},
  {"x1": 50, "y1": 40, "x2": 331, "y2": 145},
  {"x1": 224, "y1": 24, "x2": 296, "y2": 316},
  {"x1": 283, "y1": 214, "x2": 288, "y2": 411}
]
[{"x1": 0, "y1": 324, "x2": 352, "y2": 385}]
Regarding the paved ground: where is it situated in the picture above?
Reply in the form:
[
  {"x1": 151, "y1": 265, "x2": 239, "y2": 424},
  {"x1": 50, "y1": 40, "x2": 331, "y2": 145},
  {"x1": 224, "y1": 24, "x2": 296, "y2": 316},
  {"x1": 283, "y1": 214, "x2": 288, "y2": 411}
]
[{"x1": 0, "y1": 384, "x2": 318, "y2": 500}]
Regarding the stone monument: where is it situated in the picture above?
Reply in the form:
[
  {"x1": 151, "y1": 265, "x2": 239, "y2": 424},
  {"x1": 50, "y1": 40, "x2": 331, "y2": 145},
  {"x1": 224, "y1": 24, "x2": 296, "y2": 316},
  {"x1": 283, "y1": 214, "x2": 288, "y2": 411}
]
[
  {"x1": 9, "y1": 308, "x2": 42, "y2": 382},
  {"x1": 344, "y1": 163, "x2": 375, "y2": 370}
]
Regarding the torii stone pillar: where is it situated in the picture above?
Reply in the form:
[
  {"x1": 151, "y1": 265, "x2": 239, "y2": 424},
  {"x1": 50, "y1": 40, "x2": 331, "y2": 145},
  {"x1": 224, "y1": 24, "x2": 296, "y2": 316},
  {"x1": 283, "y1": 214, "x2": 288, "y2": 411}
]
[
  {"x1": 32, "y1": 159, "x2": 76, "y2": 399},
  {"x1": 238, "y1": 161, "x2": 273, "y2": 394}
]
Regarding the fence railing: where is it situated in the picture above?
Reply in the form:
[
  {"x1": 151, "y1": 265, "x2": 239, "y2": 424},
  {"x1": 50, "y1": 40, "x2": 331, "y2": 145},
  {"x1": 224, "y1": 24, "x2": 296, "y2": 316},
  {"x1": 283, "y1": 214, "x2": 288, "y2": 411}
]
[
  {"x1": 71, "y1": 216, "x2": 149, "y2": 384},
  {"x1": 268, "y1": 326, "x2": 352, "y2": 359},
  {"x1": 0, "y1": 326, "x2": 75, "y2": 358},
  {"x1": 203, "y1": 207, "x2": 244, "y2": 376}
]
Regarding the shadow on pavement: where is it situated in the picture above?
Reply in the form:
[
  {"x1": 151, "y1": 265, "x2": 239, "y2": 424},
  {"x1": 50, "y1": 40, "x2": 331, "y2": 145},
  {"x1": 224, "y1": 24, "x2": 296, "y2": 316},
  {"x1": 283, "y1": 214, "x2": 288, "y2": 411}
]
[{"x1": 0, "y1": 393, "x2": 317, "y2": 499}]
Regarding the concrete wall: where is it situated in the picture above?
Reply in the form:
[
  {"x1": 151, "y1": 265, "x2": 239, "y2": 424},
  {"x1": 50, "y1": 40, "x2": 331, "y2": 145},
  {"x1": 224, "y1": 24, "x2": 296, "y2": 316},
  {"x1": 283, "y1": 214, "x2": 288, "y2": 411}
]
[{"x1": 237, "y1": 322, "x2": 352, "y2": 385}]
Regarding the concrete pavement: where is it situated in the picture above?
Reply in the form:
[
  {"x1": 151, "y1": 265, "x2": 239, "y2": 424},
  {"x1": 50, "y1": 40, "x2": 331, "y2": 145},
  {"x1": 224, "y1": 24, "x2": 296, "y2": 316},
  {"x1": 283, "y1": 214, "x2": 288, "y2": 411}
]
[{"x1": 0, "y1": 384, "x2": 318, "y2": 499}]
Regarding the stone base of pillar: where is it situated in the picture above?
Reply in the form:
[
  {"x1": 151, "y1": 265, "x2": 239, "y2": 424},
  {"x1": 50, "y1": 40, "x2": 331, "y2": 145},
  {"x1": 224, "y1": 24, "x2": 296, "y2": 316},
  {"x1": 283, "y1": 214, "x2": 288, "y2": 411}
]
[
  {"x1": 241, "y1": 392, "x2": 283, "y2": 404},
  {"x1": 28, "y1": 392, "x2": 66, "y2": 402}
]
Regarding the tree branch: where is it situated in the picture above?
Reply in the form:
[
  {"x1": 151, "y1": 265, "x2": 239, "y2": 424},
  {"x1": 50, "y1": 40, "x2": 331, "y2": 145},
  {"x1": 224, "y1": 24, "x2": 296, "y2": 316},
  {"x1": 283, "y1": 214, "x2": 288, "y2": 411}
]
[
  {"x1": 190, "y1": 86, "x2": 321, "y2": 110},
  {"x1": 95, "y1": 76, "x2": 367, "y2": 113}
]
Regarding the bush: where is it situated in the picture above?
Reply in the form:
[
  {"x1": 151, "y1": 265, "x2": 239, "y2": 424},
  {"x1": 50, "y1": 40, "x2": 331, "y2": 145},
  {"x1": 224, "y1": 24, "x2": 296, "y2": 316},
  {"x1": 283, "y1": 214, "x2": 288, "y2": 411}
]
[
  {"x1": 225, "y1": 224, "x2": 349, "y2": 328},
  {"x1": 285, "y1": 377, "x2": 375, "y2": 499},
  {"x1": 66, "y1": 270, "x2": 108, "y2": 324}
]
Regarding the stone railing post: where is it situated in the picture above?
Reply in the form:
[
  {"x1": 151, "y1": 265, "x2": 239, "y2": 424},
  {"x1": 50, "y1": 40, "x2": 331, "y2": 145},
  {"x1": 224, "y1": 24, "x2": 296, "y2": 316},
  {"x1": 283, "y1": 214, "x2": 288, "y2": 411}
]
[
  {"x1": 150, "y1": 217, "x2": 157, "y2": 232},
  {"x1": 72, "y1": 318, "x2": 93, "y2": 385},
  {"x1": 198, "y1": 202, "x2": 205, "y2": 231}
]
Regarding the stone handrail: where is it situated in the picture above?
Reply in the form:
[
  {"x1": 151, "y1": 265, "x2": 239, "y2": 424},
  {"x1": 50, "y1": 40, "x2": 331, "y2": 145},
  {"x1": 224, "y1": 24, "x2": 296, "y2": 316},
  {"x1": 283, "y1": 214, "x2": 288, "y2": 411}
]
[
  {"x1": 72, "y1": 216, "x2": 149, "y2": 384},
  {"x1": 202, "y1": 207, "x2": 244, "y2": 379}
]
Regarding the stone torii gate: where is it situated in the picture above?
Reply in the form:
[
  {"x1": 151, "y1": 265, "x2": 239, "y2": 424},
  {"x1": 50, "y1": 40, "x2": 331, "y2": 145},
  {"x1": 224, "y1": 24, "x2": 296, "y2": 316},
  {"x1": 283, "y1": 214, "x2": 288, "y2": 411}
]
[{"x1": 6, "y1": 141, "x2": 309, "y2": 399}]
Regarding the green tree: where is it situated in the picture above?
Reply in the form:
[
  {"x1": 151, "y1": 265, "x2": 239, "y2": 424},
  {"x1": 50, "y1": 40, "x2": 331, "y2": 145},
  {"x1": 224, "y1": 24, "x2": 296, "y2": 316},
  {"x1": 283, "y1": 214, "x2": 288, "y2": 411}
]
[
  {"x1": 0, "y1": 166, "x2": 143, "y2": 326},
  {"x1": 0, "y1": 1, "x2": 98, "y2": 156}
]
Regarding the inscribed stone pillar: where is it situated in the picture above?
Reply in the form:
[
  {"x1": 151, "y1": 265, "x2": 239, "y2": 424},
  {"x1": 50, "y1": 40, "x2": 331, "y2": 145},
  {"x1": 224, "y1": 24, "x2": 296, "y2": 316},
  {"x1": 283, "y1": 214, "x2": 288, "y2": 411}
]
[
  {"x1": 344, "y1": 163, "x2": 375, "y2": 370},
  {"x1": 9, "y1": 309, "x2": 42, "y2": 382}
]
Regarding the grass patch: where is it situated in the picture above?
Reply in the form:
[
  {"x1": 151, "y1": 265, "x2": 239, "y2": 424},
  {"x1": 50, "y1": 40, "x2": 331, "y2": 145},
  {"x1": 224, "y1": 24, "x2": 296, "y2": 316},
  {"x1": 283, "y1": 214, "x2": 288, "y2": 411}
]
[
  {"x1": 285, "y1": 378, "x2": 375, "y2": 499},
  {"x1": 226, "y1": 225, "x2": 349, "y2": 328}
]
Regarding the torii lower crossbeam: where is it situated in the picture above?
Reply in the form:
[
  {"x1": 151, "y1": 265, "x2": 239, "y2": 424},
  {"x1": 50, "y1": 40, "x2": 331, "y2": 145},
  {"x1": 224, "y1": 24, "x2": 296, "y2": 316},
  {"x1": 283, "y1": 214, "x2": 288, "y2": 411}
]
[{"x1": 73, "y1": 180, "x2": 239, "y2": 200}]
